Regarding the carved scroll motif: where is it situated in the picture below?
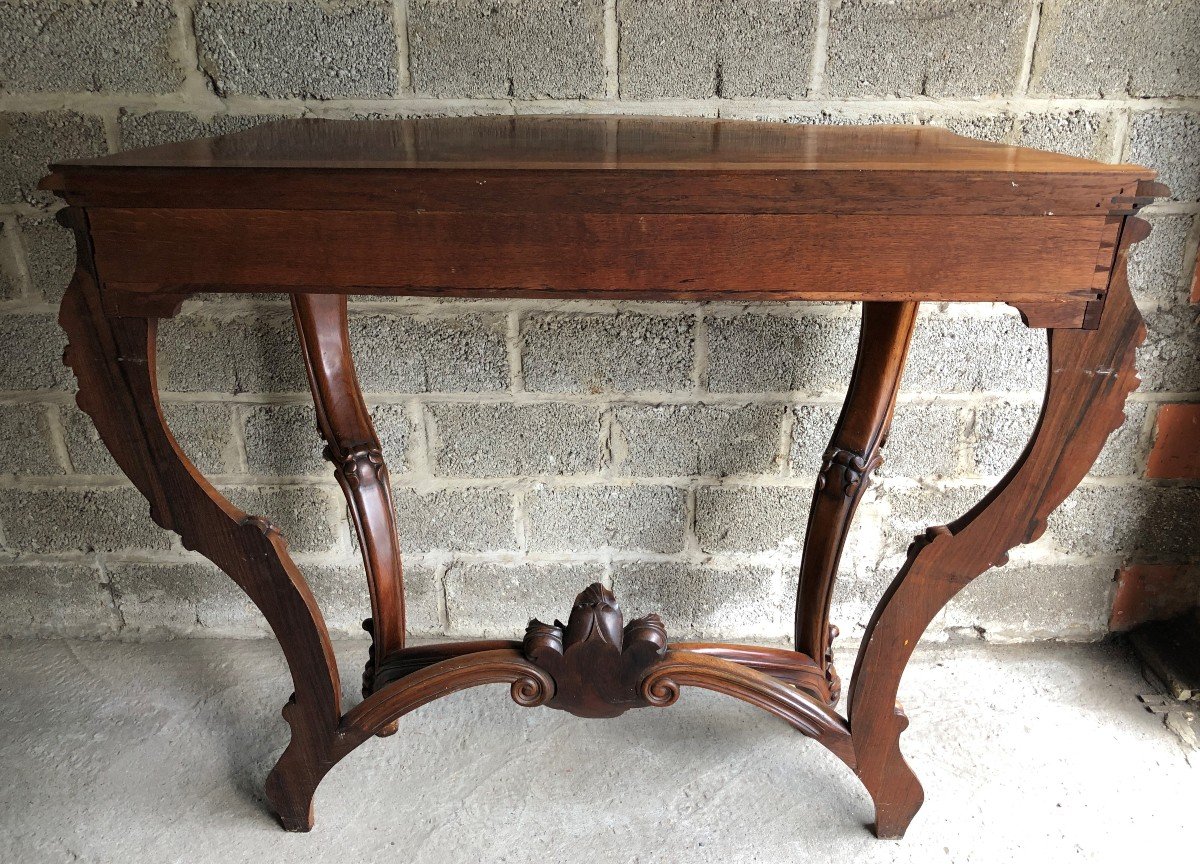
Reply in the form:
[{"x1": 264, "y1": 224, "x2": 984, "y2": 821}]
[
  {"x1": 522, "y1": 583, "x2": 668, "y2": 718},
  {"x1": 816, "y1": 446, "x2": 883, "y2": 497},
  {"x1": 332, "y1": 444, "x2": 387, "y2": 490}
]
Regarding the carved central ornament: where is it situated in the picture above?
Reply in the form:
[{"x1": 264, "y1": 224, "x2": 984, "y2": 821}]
[{"x1": 522, "y1": 583, "x2": 668, "y2": 718}]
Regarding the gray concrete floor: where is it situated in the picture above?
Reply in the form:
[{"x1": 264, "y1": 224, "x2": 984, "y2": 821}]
[{"x1": 0, "y1": 638, "x2": 1192, "y2": 863}]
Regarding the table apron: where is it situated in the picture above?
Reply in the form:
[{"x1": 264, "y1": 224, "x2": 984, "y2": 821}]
[{"x1": 87, "y1": 209, "x2": 1109, "y2": 303}]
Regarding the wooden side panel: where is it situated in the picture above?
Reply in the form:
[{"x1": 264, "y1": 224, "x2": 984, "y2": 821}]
[{"x1": 88, "y1": 209, "x2": 1109, "y2": 303}]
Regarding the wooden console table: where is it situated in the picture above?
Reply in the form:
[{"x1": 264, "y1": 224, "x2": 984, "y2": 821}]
[{"x1": 43, "y1": 116, "x2": 1163, "y2": 838}]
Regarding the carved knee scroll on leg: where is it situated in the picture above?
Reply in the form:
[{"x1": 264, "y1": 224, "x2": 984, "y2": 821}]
[
  {"x1": 795, "y1": 302, "x2": 919, "y2": 705},
  {"x1": 848, "y1": 218, "x2": 1150, "y2": 838},
  {"x1": 291, "y1": 294, "x2": 406, "y2": 704},
  {"x1": 56, "y1": 210, "x2": 342, "y2": 831}
]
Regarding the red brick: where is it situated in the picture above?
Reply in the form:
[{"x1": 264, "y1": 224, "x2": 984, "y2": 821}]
[
  {"x1": 1110, "y1": 563, "x2": 1200, "y2": 631},
  {"x1": 1147, "y1": 403, "x2": 1200, "y2": 479}
]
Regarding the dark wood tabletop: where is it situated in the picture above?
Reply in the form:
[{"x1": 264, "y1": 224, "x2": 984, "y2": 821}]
[{"x1": 45, "y1": 115, "x2": 1145, "y2": 215}]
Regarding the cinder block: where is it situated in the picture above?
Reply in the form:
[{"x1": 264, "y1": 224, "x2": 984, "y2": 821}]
[
  {"x1": 0, "y1": 313, "x2": 73, "y2": 391},
  {"x1": 942, "y1": 562, "x2": 1114, "y2": 642},
  {"x1": 784, "y1": 556, "x2": 891, "y2": 640},
  {"x1": 1137, "y1": 305, "x2": 1200, "y2": 393},
  {"x1": 825, "y1": 0, "x2": 1031, "y2": 97},
  {"x1": 526, "y1": 485, "x2": 686, "y2": 553},
  {"x1": 60, "y1": 405, "x2": 119, "y2": 475},
  {"x1": 879, "y1": 402, "x2": 963, "y2": 479},
  {"x1": 243, "y1": 403, "x2": 325, "y2": 476},
  {"x1": 370, "y1": 403, "x2": 413, "y2": 471},
  {"x1": 1030, "y1": 0, "x2": 1200, "y2": 98},
  {"x1": 0, "y1": 111, "x2": 107, "y2": 206},
  {"x1": 705, "y1": 312, "x2": 858, "y2": 393},
  {"x1": 0, "y1": 404, "x2": 61, "y2": 475},
  {"x1": 1129, "y1": 111, "x2": 1200, "y2": 202},
  {"x1": 119, "y1": 111, "x2": 280, "y2": 151},
  {"x1": 611, "y1": 562, "x2": 777, "y2": 638},
  {"x1": 0, "y1": 487, "x2": 171, "y2": 553},
  {"x1": 0, "y1": 0, "x2": 183, "y2": 94},
  {"x1": 902, "y1": 310, "x2": 1046, "y2": 393},
  {"x1": 158, "y1": 312, "x2": 308, "y2": 393},
  {"x1": 0, "y1": 562, "x2": 119, "y2": 637},
  {"x1": 927, "y1": 114, "x2": 1016, "y2": 143},
  {"x1": 695, "y1": 485, "x2": 813, "y2": 553},
  {"x1": 0, "y1": 219, "x2": 22, "y2": 301},
  {"x1": 1017, "y1": 110, "x2": 1113, "y2": 160},
  {"x1": 1048, "y1": 485, "x2": 1200, "y2": 558},
  {"x1": 790, "y1": 404, "x2": 841, "y2": 477},
  {"x1": 105, "y1": 556, "x2": 437, "y2": 638},
  {"x1": 244, "y1": 402, "x2": 412, "y2": 477},
  {"x1": 220, "y1": 485, "x2": 342, "y2": 554},
  {"x1": 429, "y1": 402, "x2": 599, "y2": 477},
  {"x1": 444, "y1": 561, "x2": 604, "y2": 635},
  {"x1": 17, "y1": 216, "x2": 75, "y2": 303},
  {"x1": 410, "y1": 0, "x2": 605, "y2": 98},
  {"x1": 305, "y1": 559, "x2": 440, "y2": 636},
  {"x1": 722, "y1": 106, "x2": 918, "y2": 125},
  {"x1": 193, "y1": 0, "x2": 399, "y2": 98},
  {"x1": 971, "y1": 401, "x2": 1036, "y2": 478},
  {"x1": 1128, "y1": 215, "x2": 1194, "y2": 308},
  {"x1": 163, "y1": 403, "x2": 238, "y2": 475},
  {"x1": 397, "y1": 561, "x2": 441, "y2": 635},
  {"x1": 349, "y1": 312, "x2": 508, "y2": 393},
  {"x1": 66, "y1": 400, "x2": 234, "y2": 476},
  {"x1": 974, "y1": 400, "x2": 1147, "y2": 478},
  {"x1": 296, "y1": 559, "x2": 370, "y2": 636},
  {"x1": 877, "y1": 483, "x2": 992, "y2": 558},
  {"x1": 523, "y1": 311, "x2": 695, "y2": 394},
  {"x1": 617, "y1": 0, "x2": 817, "y2": 99},
  {"x1": 392, "y1": 487, "x2": 515, "y2": 552},
  {"x1": 613, "y1": 403, "x2": 784, "y2": 477},
  {"x1": 107, "y1": 561, "x2": 267, "y2": 638}
]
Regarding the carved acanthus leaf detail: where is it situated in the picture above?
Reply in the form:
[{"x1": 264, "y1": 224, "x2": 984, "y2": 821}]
[
  {"x1": 521, "y1": 583, "x2": 668, "y2": 718},
  {"x1": 328, "y1": 444, "x2": 387, "y2": 490},
  {"x1": 816, "y1": 446, "x2": 883, "y2": 497}
]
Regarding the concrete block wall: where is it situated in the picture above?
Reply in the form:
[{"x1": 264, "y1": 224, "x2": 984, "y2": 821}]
[{"x1": 1, "y1": 0, "x2": 1197, "y2": 647}]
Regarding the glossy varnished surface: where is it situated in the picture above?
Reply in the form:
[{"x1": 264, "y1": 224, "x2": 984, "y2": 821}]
[
  {"x1": 56, "y1": 115, "x2": 1144, "y2": 173},
  {"x1": 44, "y1": 116, "x2": 1148, "y2": 216}
]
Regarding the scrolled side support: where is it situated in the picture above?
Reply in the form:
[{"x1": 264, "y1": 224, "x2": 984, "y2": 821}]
[
  {"x1": 57, "y1": 209, "x2": 342, "y2": 832},
  {"x1": 848, "y1": 217, "x2": 1150, "y2": 838}
]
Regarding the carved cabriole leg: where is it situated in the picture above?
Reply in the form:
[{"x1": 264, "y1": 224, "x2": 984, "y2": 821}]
[
  {"x1": 796, "y1": 302, "x2": 919, "y2": 704},
  {"x1": 56, "y1": 210, "x2": 342, "y2": 831},
  {"x1": 848, "y1": 218, "x2": 1150, "y2": 838},
  {"x1": 290, "y1": 294, "x2": 406, "y2": 719}
]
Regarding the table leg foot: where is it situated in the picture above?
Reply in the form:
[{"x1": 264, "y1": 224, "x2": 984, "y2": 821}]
[
  {"x1": 858, "y1": 708, "x2": 923, "y2": 838},
  {"x1": 265, "y1": 694, "x2": 336, "y2": 832}
]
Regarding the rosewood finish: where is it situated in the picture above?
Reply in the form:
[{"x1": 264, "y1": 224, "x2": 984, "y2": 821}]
[{"x1": 42, "y1": 116, "x2": 1163, "y2": 839}]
